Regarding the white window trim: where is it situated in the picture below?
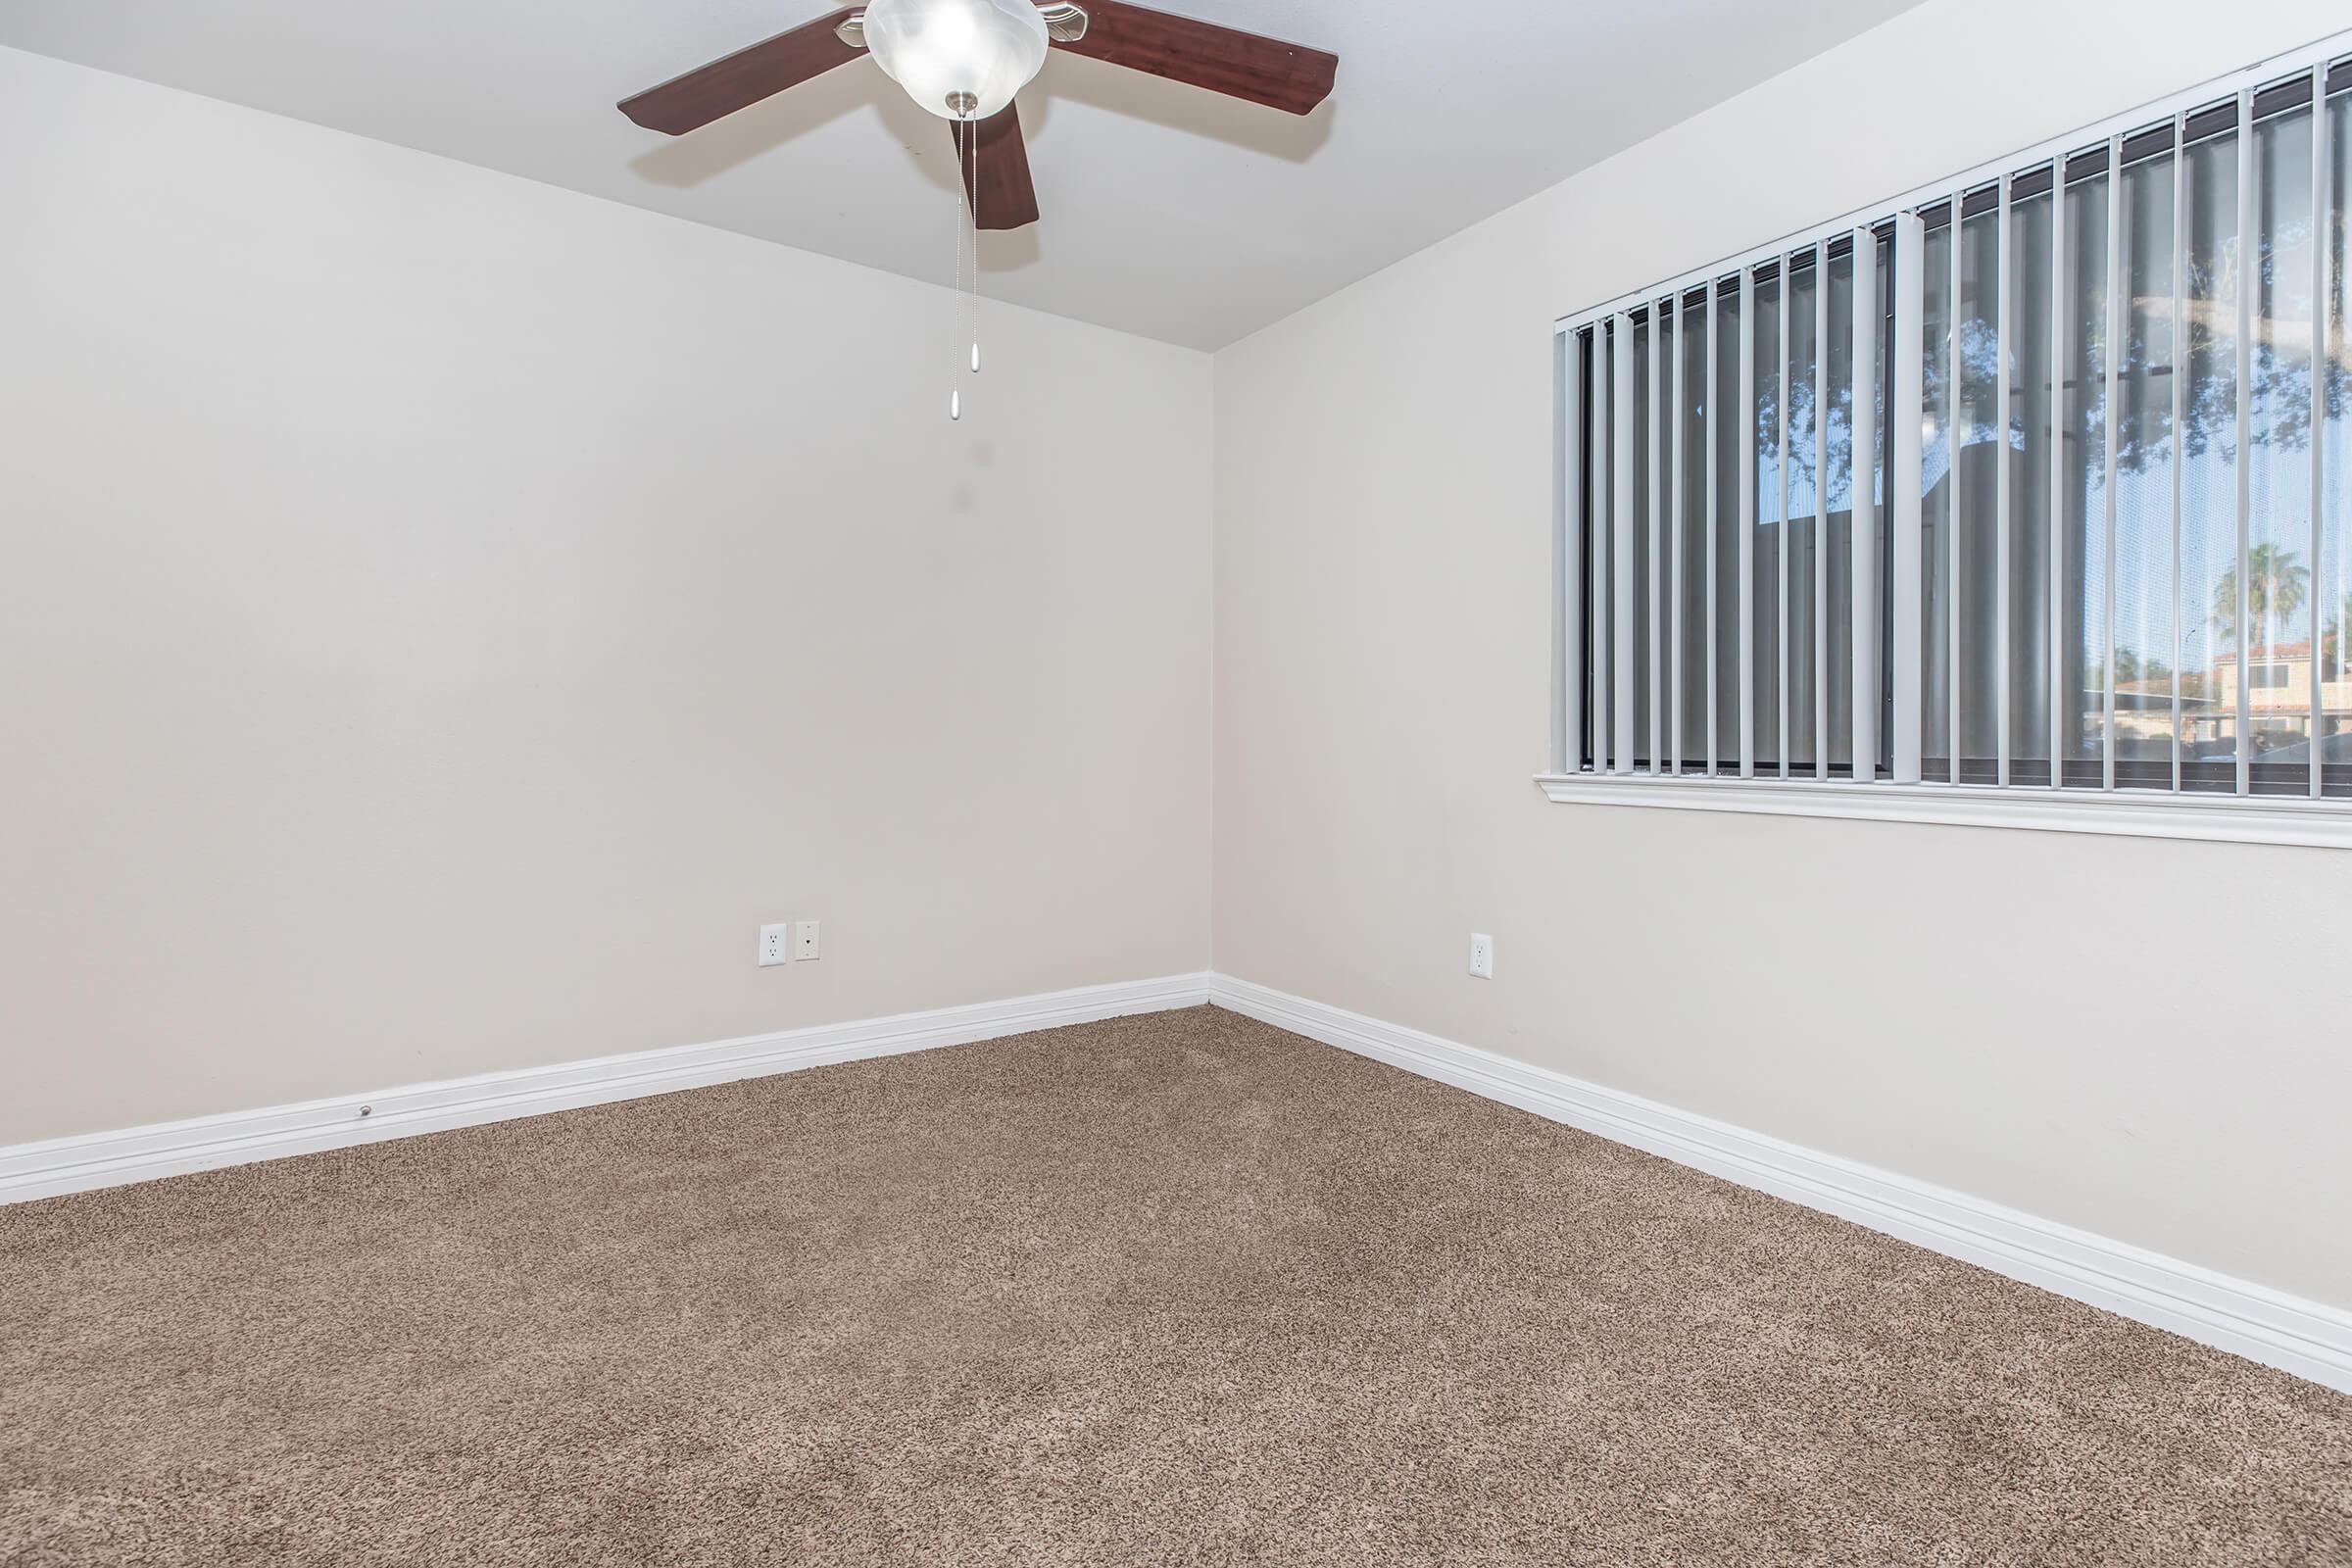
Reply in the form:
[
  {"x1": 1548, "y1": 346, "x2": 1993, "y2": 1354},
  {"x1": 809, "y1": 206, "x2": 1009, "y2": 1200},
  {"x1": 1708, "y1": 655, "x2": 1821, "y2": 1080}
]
[
  {"x1": 1543, "y1": 28, "x2": 2352, "y2": 851},
  {"x1": 1533, "y1": 772, "x2": 2352, "y2": 850}
]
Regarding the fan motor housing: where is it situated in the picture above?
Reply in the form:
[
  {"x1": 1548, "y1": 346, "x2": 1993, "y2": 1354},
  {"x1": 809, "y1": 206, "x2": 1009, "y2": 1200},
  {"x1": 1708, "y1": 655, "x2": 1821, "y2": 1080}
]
[{"x1": 836, "y1": 3, "x2": 1089, "y2": 50}]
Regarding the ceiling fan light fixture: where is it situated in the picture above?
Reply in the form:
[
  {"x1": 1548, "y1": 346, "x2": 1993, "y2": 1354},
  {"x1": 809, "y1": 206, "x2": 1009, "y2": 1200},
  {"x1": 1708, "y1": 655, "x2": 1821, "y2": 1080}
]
[{"x1": 860, "y1": 0, "x2": 1051, "y2": 122}]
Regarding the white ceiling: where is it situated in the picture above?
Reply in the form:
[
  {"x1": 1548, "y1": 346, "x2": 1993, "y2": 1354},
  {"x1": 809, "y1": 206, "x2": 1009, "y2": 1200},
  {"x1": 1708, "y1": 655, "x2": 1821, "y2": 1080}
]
[{"x1": 0, "y1": 0, "x2": 1922, "y2": 349}]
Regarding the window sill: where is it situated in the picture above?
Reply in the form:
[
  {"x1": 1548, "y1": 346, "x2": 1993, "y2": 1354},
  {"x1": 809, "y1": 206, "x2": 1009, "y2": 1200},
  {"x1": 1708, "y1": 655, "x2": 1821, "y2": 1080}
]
[{"x1": 1532, "y1": 772, "x2": 2352, "y2": 850}]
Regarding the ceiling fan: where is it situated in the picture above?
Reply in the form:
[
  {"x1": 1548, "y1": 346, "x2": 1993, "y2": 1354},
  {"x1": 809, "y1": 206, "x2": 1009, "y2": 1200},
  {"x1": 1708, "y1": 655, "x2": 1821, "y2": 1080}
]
[{"x1": 617, "y1": 0, "x2": 1340, "y2": 232}]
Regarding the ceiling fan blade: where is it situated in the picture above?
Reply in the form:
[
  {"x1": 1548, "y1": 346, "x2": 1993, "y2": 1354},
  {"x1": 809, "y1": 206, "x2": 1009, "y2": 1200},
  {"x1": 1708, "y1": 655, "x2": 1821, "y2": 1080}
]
[
  {"x1": 618, "y1": 8, "x2": 864, "y2": 135},
  {"x1": 955, "y1": 105, "x2": 1041, "y2": 231},
  {"x1": 1053, "y1": 1, "x2": 1337, "y2": 117}
]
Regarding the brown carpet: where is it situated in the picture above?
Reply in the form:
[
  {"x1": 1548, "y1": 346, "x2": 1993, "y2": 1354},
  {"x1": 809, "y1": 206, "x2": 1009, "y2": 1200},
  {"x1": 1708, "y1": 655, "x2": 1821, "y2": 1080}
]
[{"x1": 3, "y1": 1005, "x2": 2347, "y2": 1566}]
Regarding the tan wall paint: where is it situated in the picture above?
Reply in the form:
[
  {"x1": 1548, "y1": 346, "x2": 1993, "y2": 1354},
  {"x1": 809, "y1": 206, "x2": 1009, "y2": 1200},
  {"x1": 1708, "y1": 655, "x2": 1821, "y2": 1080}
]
[
  {"x1": 1213, "y1": 0, "x2": 2352, "y2": 1310},
  {"x1": 7, "y1": 4, "x2": 2347, "y2": 1317},
  {"x1": 0, "y1": 47, "x2": 1212, "y2": 1144}
]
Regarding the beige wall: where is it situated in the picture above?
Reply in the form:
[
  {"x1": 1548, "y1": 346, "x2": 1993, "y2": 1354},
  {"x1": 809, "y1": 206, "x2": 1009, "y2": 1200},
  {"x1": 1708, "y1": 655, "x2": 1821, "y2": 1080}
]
[
  {"x1": 1213, "y1": 0, "x2": 2352, "y2": 1311},
  {"x1": 0, "y1": 47, "x2": 1211, "y2": 1144},
  {"x1": 9, "y1": 5, "x2": 2349, "y2": 1315}
]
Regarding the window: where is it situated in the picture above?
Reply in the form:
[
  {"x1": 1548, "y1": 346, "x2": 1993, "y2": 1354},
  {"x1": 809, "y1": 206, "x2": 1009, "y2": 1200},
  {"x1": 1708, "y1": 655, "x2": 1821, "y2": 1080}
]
[{"x1": 1546, "y1": 39, "x2": 2352, "y2": 847}]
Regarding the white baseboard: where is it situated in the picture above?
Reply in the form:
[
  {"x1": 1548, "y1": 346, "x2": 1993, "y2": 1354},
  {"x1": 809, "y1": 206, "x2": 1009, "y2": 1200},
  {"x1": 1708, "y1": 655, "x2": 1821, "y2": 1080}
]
[
  {"x1": 0, "y1": 973, "x2": 1213, "y2": 1207},
  {"x1": 12, "y1": 967, "x2": 2345, "y2": 1395},
  {"x1": 1207, "y1": 973, "x2": 2352, "y2": 1396}
]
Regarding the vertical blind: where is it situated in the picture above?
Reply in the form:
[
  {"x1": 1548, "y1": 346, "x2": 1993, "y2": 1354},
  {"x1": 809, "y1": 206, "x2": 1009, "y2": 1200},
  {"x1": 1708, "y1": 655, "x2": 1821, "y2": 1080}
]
[{"x1": 1558, "y1": 45, "x2": 2352, "y2": 805}]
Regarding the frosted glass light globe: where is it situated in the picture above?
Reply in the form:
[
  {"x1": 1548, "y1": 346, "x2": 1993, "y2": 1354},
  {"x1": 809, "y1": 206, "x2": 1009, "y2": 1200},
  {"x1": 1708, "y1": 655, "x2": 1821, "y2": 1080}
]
[{"x1": 861, "y1": 0, "x2": 1050, "y2": 122}]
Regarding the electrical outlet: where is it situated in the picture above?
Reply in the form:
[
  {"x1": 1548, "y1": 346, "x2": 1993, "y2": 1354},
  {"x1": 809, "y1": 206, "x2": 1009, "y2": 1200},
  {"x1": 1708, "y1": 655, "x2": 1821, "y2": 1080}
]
[
  {"x1": 1468, "y1": 932, "x2": 1494, "y2": 979},
  {"x1": 759, "y1": 923, "x2": 792, "y2": 967},
  {"x1": 794, "y1": 919, "x2": 821, "y2": 960}
]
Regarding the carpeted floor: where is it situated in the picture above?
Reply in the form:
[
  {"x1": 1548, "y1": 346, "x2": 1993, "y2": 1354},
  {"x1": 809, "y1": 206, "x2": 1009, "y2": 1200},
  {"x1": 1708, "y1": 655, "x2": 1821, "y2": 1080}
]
[{"x1": 3, "y1": 1005, "x2": 2347, "y2": 1566}]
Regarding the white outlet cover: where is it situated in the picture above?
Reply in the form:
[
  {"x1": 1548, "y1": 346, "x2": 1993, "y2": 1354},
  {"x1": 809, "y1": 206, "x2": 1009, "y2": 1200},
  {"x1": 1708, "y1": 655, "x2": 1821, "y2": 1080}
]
[
  {"x1": 759, "y1": 923, "x2": 792, "y2": 968},
  {"x1": 794, "y1": 919, "x2": 821, "y2": 960},
  {"x1": 1469, "y1": 933, "x2": 1494, "y2": 979}
]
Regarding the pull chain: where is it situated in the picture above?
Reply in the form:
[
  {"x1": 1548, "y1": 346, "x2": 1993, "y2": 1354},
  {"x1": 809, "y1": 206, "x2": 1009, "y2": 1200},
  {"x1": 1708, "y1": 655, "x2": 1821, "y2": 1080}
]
[
  {"x1": 951, "y1": 117, "x2": 965, "y2": 420},
  {"x1": 949, "y1": 114, "x2": 982, "y2": 420},
  {"x1": 966, "y1": 117, "x2": 981, "y2": 378}
]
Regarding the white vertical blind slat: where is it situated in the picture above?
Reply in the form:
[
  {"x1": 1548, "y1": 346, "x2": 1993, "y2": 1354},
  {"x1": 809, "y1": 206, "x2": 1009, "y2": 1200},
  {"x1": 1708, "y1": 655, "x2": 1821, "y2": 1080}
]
[
  {"x1": 1559, "y1": 331, "x2": 1583, "y2": 774},
  {"x1": 1851, "y1": 228, "x2": 1882, "y2": 780},
  {"x1": 1814, "y1": 242, "x2": 1831, "y2": 780},
  {"x1": 1778, "y1": 256, "x2": 1793, "y2": 777},
  {"x1": 1891, "y1": 214, "x2": 1926, "y2": 784},
  {"x1": 1995, "y1": 175, "x2": 2014, "y2": 786},
  {"x1": 2233, "y1": 95, "x2": 2254, "y2": 796},
  {"x1": 1650, "y1": 304, "x2": 1666, "y2": 771},
  {"x1": 2171, "y1": 114, "x2": 2188, "y2": 793},
  {"x1": 1948, "y1": 196, "x2": 1965, "y2": 777},
  {"x1": 2104, "y1": 135, "x2": 2125, "y2": 791},
  {"x1": 1740, "y1": 270, "x2": 1758, "y2": 778},
  {"x1": 1614, "y1": 312, "x2": 1639, "y2": 773},
  {"x1": 1671, "y1": 294, "x2": 1686, "y2": 776},
  {"x1": 2312, "y1": 67, "x2": 2330, "y2": 799},
  {"x1": 1592, "y1": 327, "x2": 1612, "y2": 771},
  {"x1": 1704, "y1": 284, "x2": 1719, "y2": 776},
  {"x1": 2049, "y1": 162, "x2": 2069, "y2": 785}
]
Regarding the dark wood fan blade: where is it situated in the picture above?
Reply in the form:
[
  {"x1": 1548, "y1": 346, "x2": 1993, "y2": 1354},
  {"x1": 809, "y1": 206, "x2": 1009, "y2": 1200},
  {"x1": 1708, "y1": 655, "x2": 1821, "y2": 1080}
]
[
  {"x1": 1054, "y1": 1, "x2": 1336, "y2": 116},
  {"x1": 954, "y1": 106, "x2": 1041, "y2": 231},
  {"x1": 618, "y1": 8, "x2": 863, "y2": 135}
]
